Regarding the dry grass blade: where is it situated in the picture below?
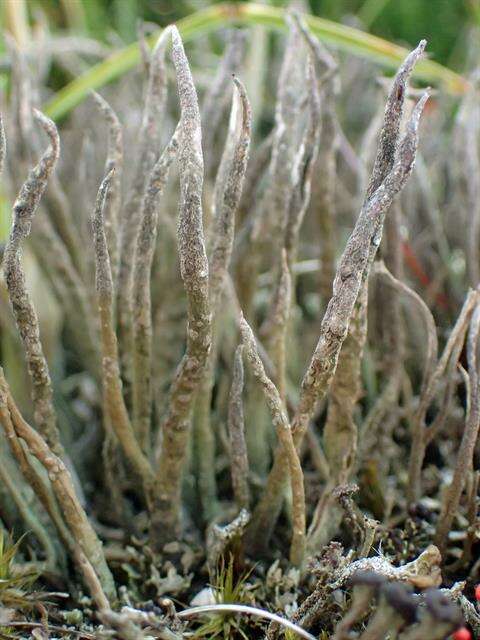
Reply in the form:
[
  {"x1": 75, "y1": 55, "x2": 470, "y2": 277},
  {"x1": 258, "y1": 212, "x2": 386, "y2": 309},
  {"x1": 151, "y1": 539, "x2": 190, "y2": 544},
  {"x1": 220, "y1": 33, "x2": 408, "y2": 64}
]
[
  {"x1": 151, "y1": 26, "x2": 212, "y2": 547},
  {"x1": 239, "y1": 314, "x2": 305, "y2": 567},
  {"x1": 2, "y1": 109, "x2": 63, "y2": 457}
]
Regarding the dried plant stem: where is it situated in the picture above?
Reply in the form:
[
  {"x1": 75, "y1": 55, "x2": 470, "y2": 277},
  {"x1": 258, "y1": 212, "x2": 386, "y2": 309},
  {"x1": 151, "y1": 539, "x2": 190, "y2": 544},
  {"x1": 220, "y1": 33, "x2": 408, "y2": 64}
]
[
  {"x1": 228, "y1": 344, "x2": 250, "y2": 510},
  {"x1": 248, "y1": 83, "x2": 429, "y2": 551},
  {"x1": 92, "y1": 169, "x2": 154, "y2": 494},
  {"x1": 132, "y1": 126, "x2": 180, "y2": 453},
  {"x1": 151, "y1": 27, "x2": 212, "y2": 547},
  {"x1": 407, "y1": 289, "x2": 479, "y2": 503},
  {"x1": 3, "y1": 109, "x2": 63, "y2": 457},
  {"x1": 435, "y1": 304, "x2": 480, "y2": 552},
  {"x1": 0, "y1": 370, "x2": 115, "y2": 602},
  {"x1": 240, "y1": 314, "x2": 305, "y2": 567}
]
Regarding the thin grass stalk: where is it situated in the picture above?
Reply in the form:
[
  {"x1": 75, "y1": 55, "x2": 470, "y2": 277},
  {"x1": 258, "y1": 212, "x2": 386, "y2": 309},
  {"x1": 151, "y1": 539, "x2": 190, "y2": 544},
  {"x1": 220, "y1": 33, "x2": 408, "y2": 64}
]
[
  {"x1": 247, "y1": 85, "x2": 429, "y2": 552},
  {"x1": 2, "y1": 109, "x2": 63, "y2": 457},
  {"x1": 132, "y1": 126, "x2": 180, "y2": 453},
  {"x1": 151, "y1": 27, "x2": 212, "y2": 547}
]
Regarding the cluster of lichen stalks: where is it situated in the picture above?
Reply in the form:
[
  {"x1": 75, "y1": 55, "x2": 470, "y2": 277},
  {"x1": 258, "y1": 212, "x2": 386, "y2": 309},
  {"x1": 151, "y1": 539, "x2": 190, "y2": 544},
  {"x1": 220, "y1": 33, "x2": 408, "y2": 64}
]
[{"x1": 0, "y1": 9, "x2": 479, "y2": 640}]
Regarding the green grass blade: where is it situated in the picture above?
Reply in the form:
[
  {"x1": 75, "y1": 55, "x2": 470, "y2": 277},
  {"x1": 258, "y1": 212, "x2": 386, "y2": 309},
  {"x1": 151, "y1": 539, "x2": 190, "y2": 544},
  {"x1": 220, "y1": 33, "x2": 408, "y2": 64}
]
[{"x1": 43, "y1": 2, "x2": 470, "y2": 121}]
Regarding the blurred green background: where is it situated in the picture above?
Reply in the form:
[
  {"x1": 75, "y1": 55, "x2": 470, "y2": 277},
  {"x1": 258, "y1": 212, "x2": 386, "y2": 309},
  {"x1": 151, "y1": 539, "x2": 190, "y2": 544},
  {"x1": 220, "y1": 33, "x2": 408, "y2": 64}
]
[{"x1": 1, "y1": 0, "x2": 479, "y2": 71}]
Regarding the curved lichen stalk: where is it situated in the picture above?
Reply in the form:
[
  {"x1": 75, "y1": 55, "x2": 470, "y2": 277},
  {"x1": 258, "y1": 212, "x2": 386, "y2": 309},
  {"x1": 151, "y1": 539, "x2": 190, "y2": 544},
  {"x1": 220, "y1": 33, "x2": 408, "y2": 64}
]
[
  {"x1": 151, "y1": 26, "x2": 212, "y2": 548},
  {"x1": 247, "y1": 43, "x2": 429, "y2": 550},
  {"x1": 132, "y1": 124, "x2": 180, "y2": 453},
  {"x1": 117, "y1": 25, "x2": 171, "y2": 403},
  {"x1": 2, "y1": 109, "x2": 63, "y2": 457},
  {"x1": 193, "y1": 76, "x2": 252, "y2": 521},
  {"x1": 91, "y1": 167, "x2": 154, "y2": 494},
  {"x1": 92, "y1": 91, "x2": 123, "y2": 288}
]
